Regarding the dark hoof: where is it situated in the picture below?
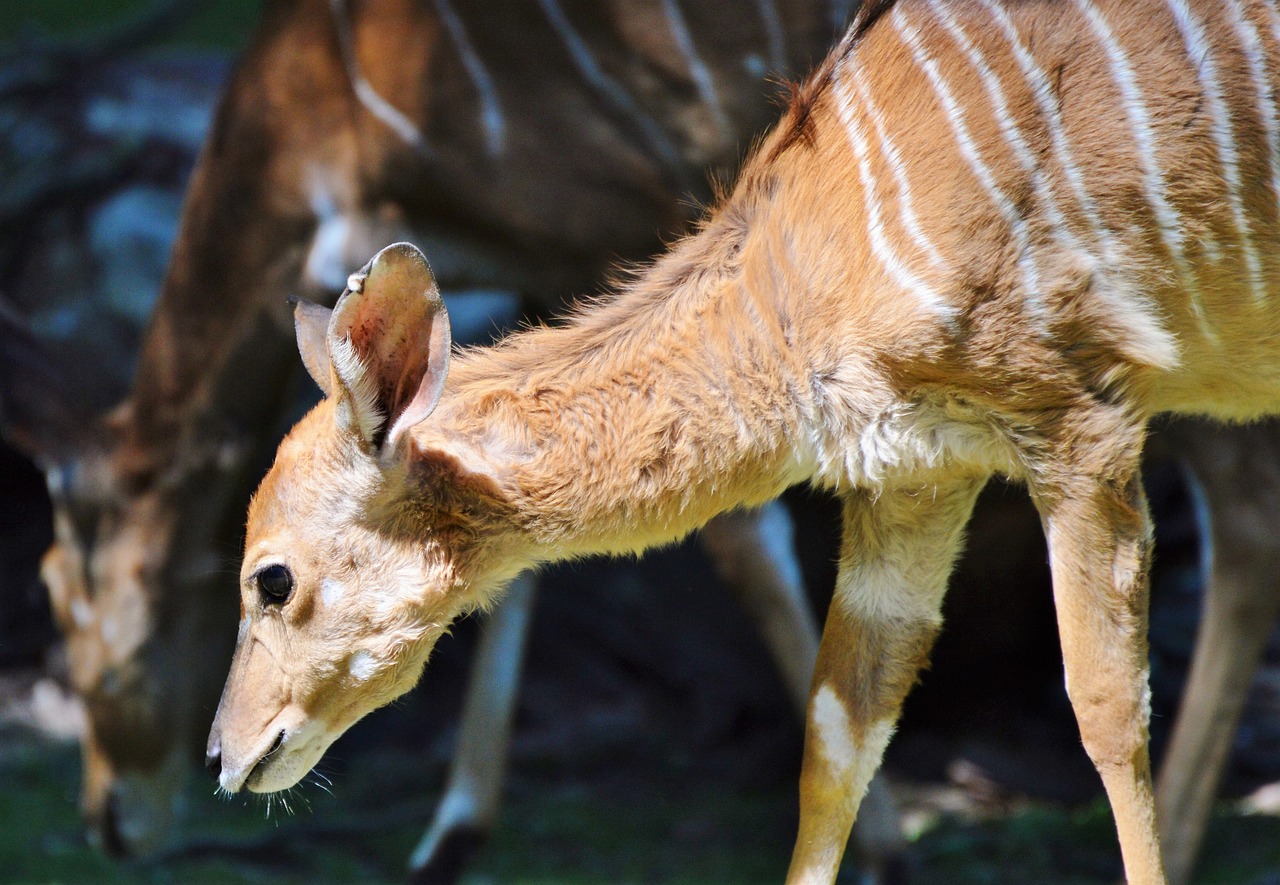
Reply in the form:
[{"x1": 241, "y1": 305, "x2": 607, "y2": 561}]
[{"x1": 407, "y1": 826, "x2": 487, "y2": 885}]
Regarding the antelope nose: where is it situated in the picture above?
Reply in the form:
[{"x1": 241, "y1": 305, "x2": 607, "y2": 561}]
[{"x1": 204, "y1": 739, "x2": 222, "y2": 783}]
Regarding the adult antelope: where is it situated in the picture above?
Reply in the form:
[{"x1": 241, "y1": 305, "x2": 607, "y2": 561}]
[
  {"x1": 207, "y1": 0, "x2": 1280, "y2": 881},
  {"x1": 4, "y1": 0, "x2": 907, "y2": 877}
]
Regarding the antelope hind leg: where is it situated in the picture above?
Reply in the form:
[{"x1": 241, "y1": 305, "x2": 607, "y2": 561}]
[
  {"x1": 786, "y1": 480, "x2": 986, "y2": 884},
  {"x1": 1155, "y1": 422, "x2": 1280, "y2": 885},
  {"x1": 408, "y1": 573, "x2": 537, "y2": 885}
]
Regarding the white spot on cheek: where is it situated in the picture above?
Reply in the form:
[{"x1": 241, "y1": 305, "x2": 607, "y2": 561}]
[
  {"x1": 348, "y1": 651, "x2": 377, "y2": 682},
  {"x1": 811, "y1": 684, "x2": 856, "y2": 774},
  {"x1": 71, "y1": 598, "x2": 94, "y2": 629},
  {"x1": 320, "y1": 578, "x2": 346, "y2": 607},
  {"x1": 100, "y1": 616, "x2": 119, "y2": 646}
]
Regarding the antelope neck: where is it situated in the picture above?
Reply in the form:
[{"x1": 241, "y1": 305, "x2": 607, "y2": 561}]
[{"x1": 428, "y1": 212, "x2": 814, "y2": 560}]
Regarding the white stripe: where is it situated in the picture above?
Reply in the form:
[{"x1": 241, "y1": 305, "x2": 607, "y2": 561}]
[
  {"x1": 328, "y1": 0, "x2": 431, "y2": 158},
  {"x1": 661, "y1": 0, "x2": 730, "y2": 132},
  {"x1": 434, "y1": 0, "x2": 505, "y2": 157},
  {"x1": 893, "y1": 7, "x2": 1049, "y2": 329},
  {"x1": 536, "y1": 0, "x2": 684, "y2": 172},
  {"x1": 1073, "y1": 0, "x2": 1214, "y2": 338},
  {"x1": 972, "y1": 0, "x2": 1110, "y2": 252},
  {"x1": 925, "y1": 0, "x2": 1078, "y2": 249},
  {"x1": 1233, "y1": 0, "x2": 1280, "y2": 236},
  {"x1": 970, "y1": 0, "x2": 1178, "y2": 367},
  {"x1": 832, "y1": 58, "x2": 955, "y2": 321},
  {"x1": 848, "y1": 66, "x2": 949, "y2": 270},
  {"x1": 1165, "y1": 0, "x2": 1265, "y2": 303},
  {"x1": 753, "y1": 0, "x2": 788, "y2": 71}
]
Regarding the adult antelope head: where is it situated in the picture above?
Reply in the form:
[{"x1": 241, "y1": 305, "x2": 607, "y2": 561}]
[{"x1": 3, "y1": 392, "x2": 234, "y2": 856}]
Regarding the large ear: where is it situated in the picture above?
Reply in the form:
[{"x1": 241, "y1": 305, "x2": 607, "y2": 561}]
[
  {"x1": 0, "y1": 300, "x2": 103, "y2": 465},
  {"x1": 291, "y1": 297, "x2": 335, "y2": 396},
  {"x1": 326, "y1": 242, "x2": 452, "y2": 451}
]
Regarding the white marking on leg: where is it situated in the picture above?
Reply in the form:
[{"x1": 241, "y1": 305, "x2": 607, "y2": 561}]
[
  {"x1": 801, "y1": 692, "x2": 897, "y2": 882},
  {"x1": 1165, "y1": 0, "x2": 1265, "y2": 302},
  {"x1": 812, "y1": 684, "x2": 857, "y2": 774},
  {"x1": 1072, "y1": 0, "x2": 1214, "y2": 340},
  {"x1": 660, "y1": 0, "x2": 730, "y2": 133},
  {"x1": 893, "y1": 6, "x2": 1049, "y2": 331},
  {"x1": 433, "y1": 0, "x2": 505, "y2": 156},
  {"x1": 832, "y1": 61, "x2": 955, "y2": 322}
]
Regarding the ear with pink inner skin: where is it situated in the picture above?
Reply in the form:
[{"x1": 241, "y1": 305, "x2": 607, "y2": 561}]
[
  {"x1": 292, "y1": 298, "x2": 335, "y2": 396},
  {"x1": 323, "y1": 242, "x2": 452, "y2": 451}
]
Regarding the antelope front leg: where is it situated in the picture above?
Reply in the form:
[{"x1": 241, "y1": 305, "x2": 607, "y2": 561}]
[
  {"x1": 787, "y1": 480, "x2": 986, "y2": 884},
  {"x1": 408, "y1": 573, "x2": 536, "y2": 885},
  {"x1": 1039, "y1": 472, "x2": 1165, "y2": 885},
  {"x1": 699, "y1": 501, "x2": 905, "y2": 879}
]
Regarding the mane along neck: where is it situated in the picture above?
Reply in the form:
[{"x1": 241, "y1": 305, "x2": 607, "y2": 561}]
[{"x1": 427, "y1": 198, "x2": 818, "y2": 559}]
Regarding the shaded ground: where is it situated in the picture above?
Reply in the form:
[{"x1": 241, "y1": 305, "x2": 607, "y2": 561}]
[{"x1": 5, "y1": 698, "x2": 1280, "y2": 885}]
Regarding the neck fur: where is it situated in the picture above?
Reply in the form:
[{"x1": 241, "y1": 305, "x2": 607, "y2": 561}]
[{"x1": 422, "y1": 198, "x2": 816, "y2": 560}]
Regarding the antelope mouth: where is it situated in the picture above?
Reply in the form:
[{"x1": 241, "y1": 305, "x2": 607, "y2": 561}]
[{"x1": 244, "y1": 729, "x2": 285, "y2": 791}]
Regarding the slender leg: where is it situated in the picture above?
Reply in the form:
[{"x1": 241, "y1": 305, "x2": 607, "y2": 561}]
[
  {"x1": 408, "y1": 572, "x2": 537, "y2": 885},
  {"x1": 1155, "y1": 423, "x2": 1280, "y2": 885},
  {"x1": 699, "y1": 501, "x2": 905, "y2": 880},
  {"x1": 698, "y1": 501, "x2": 820, "y2": 716},
  {"x1": 786, "y1": 480, "x2": 986, "y2": 884},
  {"x1": 1038, "y1": 468, "x2": 1165, "y2": 885}
]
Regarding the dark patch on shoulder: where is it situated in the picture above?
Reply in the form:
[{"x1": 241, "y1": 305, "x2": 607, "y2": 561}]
[
  {"x1": 764, "y1": 0, "x2": 900, "y2": 164},
  {"x1": 766, "y1": 77, "x2": 827, "y2": 163}
]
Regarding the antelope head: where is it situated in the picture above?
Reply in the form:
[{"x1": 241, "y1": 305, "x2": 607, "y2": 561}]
[
  {"x1": 1, "y1": 321, "x2": 235, "y2": 857},
  {"x1": 207, "y1": 243, "x2": 526, "y2": 794}
]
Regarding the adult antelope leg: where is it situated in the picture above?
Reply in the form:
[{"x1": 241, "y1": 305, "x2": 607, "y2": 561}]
[
  {"x1": 700, "y1": 501, "x2": 905, "y2": 877},
  {"x1": 1038, "y1": 461, "x2": 1164, "y2": 885},
  {"x1": 409, "y1": 573, "x2": 536, "y2": 884},
  {"x1": 787, "y1": 480, "x2": 986, "y2": 884},
  {"x1": 1155, "y1": 422, "x2": 1280, "y2": 885}
]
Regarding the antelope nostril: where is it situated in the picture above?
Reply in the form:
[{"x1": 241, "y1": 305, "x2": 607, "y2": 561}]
[{"x1": 205, "y1": 747, "x2": 222, "y2": 782}]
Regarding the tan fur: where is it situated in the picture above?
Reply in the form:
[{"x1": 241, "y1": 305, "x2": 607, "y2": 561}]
[{"x1": 212, "y1": 2, "x2": 1280, "y2": 881}]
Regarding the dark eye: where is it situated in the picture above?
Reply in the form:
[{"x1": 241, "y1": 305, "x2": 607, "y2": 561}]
[{"x1": 256, "y1": 564, "x2": 294, "y2": 605}]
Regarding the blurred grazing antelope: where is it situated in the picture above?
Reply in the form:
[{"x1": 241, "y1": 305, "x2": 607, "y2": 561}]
[
  {"x1": 205, "y1": 0, "x2": 1280, "y2": 881},
  {"x1": 1, "y1": 0, "x2": 909, "y2": 878}
]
